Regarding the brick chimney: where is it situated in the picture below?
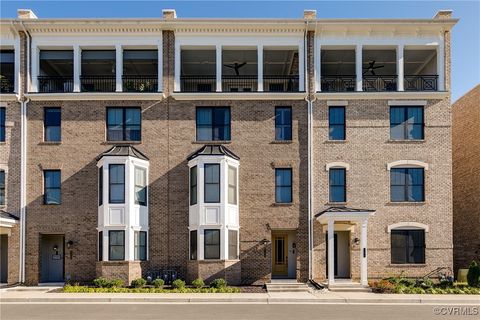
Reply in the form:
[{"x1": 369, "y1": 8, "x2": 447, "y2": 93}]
[
  {"x1": 163, "y1": 9, "x2": 177, "y2": 19},
  {"x1": 17, "y1": 9, "x2": 38, "y2": 19},
  {"x1": 433, "y1": 10, "x2": 453, "y2": 19},
  {"x1": 304, "y1": 10, "x2": 317, "y2": 20}
]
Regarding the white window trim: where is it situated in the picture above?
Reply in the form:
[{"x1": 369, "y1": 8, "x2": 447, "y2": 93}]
[
  {"x1": 387, "y1": 160, "x2": 428, "y2": 171},
  {"x1": 388, "y1": 100, "x2": 427, "y2": 106},
  {"x1": 326, "y1": 162, "x2": 350, "y2": 171},
  {"x1": 387, "y1": 222, "x2": 429, "y2": 233},
  {"x1": 327, "y1": 100, "x2": 348, "y2": 106}
]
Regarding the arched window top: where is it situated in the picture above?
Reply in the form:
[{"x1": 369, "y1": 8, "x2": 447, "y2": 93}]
[
  {"x1": 326, "y1": 162, "x2": 350, "y2": 171},
  {"x1": 387, "y1": 222, "x2": 429, "y2": 233},
  {"x1": 387, "y1": 160, "x2": 428, "y2": 171}
]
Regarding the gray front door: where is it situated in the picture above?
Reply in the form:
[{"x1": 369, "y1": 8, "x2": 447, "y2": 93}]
[
  {"x1": 40, "y1": 234, "x2": 64, "y2": 282},
  {"x1": 1, "y1": 235, "x2": 8, "y2": 283}
]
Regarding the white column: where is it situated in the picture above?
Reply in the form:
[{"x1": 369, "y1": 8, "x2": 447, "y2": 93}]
[
  {"x1": 316, "y1": 42, "x2": 321, "y2": 92},
  {"x1": 73, "y1": 45, "x2": 81, "y2": 92},
  {"x1": 174, "y1": 42, "x2": 180, "y2": 92},
  {"x1": 102, "y1": 231, "x2": 108, "y2": 262},
  {"x1": 437, "y1": 42, "x2": 445, "y2": 91},
  {"x1": 360, "y1": 219, "x2": 368, "y2": 286},
  {"x1": 14, "y1": 41, "x2": 20, "y2": 93},
  {"x1": 257, "y1": 44, "x2": 263, "y2": 92},
  {"x1": 31, "y1": 45, "x2": 38, "y2": 92},
  {"x1": 327, "y1": 219, "x2": 335, "y2": 286},
  {"x1": 115, "y1": 45, "x2": 123, "y2": 92},
  {"x1": 299, "y1": 41, "x2": 305, "y2": 92},
  {"x1": 157, "y1": 43, "x2": 163, "y2": 92},
  {"x1": 216, "y1": 44, "x2": 222, "y2": 92},
  {"x1": 355, "y1": 44, "x2": 363, "y2": 91},
  {"x1": 397, "y1": 44, "x2": 404, "y2": 91}
]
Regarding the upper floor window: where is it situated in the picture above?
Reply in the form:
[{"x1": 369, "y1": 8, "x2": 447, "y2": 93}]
[
  {"x1": 390, "y1": 107, "x2": 424, "y2": 140},
  {"x1": 228, "y1": 166, "x2": 237, "y2": 205},
  {"x1": 275, "y1": 168, "x2": 292, "y2": 203},
  {"x1": 44, "y1": 107, "x2": 61, "y2": 142},
  {"x1": 98, "y1": 167, "x2": 103, "y2": 206},
  {"x1": 196, "y1": 107, "x2": 231, "y2": 141},
  {"x1": 44, "y1": 170, "x2": 61, "y2": 205},
  {"x1": 190, "y1": 166, "x2": 197, "y2": 205},
  {"x1": 329, "y1": 106, "x2": 345, "y2": 140},
  {"x1": 134, "y1": 167, "x2": 147, "y2": 206},
  {"x1": 204, "y1": 164, "x2": 220, "y2": 203},
  {"x1": 109, "y1": 230, "x2": 125, "y2": 261},
  {"x1": 0, "y1": 170, "x2": 5, "y2": 205},
  {"x1": 0, "y1": 50, "x2": 15, "y2": 93},
  {"x1": 329, "y1": 168, "x2": 346, "y2": 202},
  {"x1": 391, "y1": 229, "x2": 425, "y2": 264},
  {"x1": 0, "y1": 107, "x2": 5, "y2": 142},
  {"x1": 204, "y1": 229, "x2": 220, "y2": 259},
  {"x1": 107, "y1": 107, "x2": 141, "y2": 141},
  {"x1": 109, "y1": 164, "x2": 125, "y2": 204},
  {"x1": 390, "y1": 168, "x2": 424, "y2": 202},
  {"x1": 275, "y1": 107, "x2": 292, "y2": 141},
  {"x1": 134, "y1": 231, "x2": 147, "y2": 261}
]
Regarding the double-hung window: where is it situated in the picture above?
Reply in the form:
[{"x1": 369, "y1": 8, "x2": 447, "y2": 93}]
[
  {"x1": 134, "y1": 167, "x2": 147, "y2": 206},
  {"x1": 134, "y1": 231, "x2": 147, "y2": 261},
  {"x1": 228, "y1": 166, "x2": 237, "y2": 205},
  {"x1": 390, "y1": 168, "x2": 424, "y2": 202},
  {"x1": 204, "y1": 229, "x2": 220, "y2": 259},
  {"x1": 98, "y1": 167, "x2": 103, "y2": 206},
  {"x1": 391, "y1": 229, "x2": 425, "y2": 264},
  {"x1": 44, "y1": 108, "x2": 61, "y2": 142},
  {"x1": 44, "y1": 170, "x2": 61, "y2": 204},
  {"x1": 190, "y1": 230, "x2": 197, "y2": 260},
  {"x1": 196, "y1": 107, "x2": 231, "y2": 141},
  {"x1": 204, "y1": 164, "x2": 220, "y2": 203},
  {"x1": 107, "y1": 107, "x2": 141, "y2": 141},
  {"x1": 329, "y1": 168, "x2": 346, "y2": 202},
  {"x1": 109, "y1": 164, "x2": 125, "y2": 204},
  {"x1": 0, "y1": 107, "x2": 5, "y2": 142},
  {"x1": 0, "y1": 170, "x2": 5, "y2": 205},
  {"x1": 275, "y1": 168, "x2": 292, "y2": 203},
  {"x1": 275, "y1": 107, "x2": 292, "y2": 141},
  {"x1": 98, "y1": 231, "x2": 103, "y2": 261},
  {"x1": 109, "y1": 230, "x2": 125, "y2": 261},
  {"x1": 190, "y1": 166, "x2": 197, "y2": 205},
  {"x1": 228, "y1": 230, "x2": 238, "y2": 260},
  {"x1": 329, "y1": 106, "x2": 345, "y2": 140},
  {"x1": 390, "y1": 106, "x2": 424, "y2": 140}
]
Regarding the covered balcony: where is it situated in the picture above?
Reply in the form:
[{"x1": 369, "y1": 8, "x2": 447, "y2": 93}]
[
  {"x1": 404, "y1": 48, "x2": 438, "y2": 91},
  {"x1": 38, "y1": 50, "x2": 74, "y2": 93},
  {"x1": 222, "y1": 48, "x2": 258, "y2": 92},
  {"x1": 362, "y1": 48, "x2": 397, "y2": 92},
  {"x1": 320, "y1": 48, "x2": 356, "y2": 92},
  {"x1": 0, "y1": 50, "x2": 15, "y2": 93},
  {"x1": 81, "y1": 50, "x2": 116, "y2": 92},
  {"x1": 180, "y1": 48, "x2": 216, "y2": 92},
  {"x1": 263, "y1": 48, "x2": 299, "y2": 92},
  {"x1": 122, "y1": 50, "x2": 158, "y2": 92}
]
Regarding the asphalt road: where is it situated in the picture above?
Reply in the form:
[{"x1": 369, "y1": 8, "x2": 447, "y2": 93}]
[{"x1": 2, "y1": 303, "x2": 479, "y2": 320}]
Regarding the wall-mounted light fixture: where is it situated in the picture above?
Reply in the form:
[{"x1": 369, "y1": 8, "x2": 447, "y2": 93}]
[
  {"x1": 67, "y1": 240, "x2": 74, "y2": 250},
  {"x1": 354, "y1": 237, "x2": 360, "y2": 245}
]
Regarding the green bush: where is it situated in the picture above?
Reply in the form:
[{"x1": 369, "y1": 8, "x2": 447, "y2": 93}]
[
  {"x1": 92, "y1": 277, "x2": 124, "y2": 288},
  {"x1": 172, "y1": 279, "x2": 186, "y2": 289},
  {"x1": 131, "y1": 278, "x2": 147, "y2": 288},
  {"x1": 152, "y1": 278, "x2": 165, "y2": 288},
  {"x1": 467, "y1": 261, "x2": 480, "y2": 287},
  {"x1": 210, "y1": 278, "x2": 227, "y2": 289},
  {"x1": 192, "y1": 278, "x2": 205, "y2": 289}
]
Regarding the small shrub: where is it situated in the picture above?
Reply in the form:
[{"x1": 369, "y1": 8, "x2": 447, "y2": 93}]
[
  {"x1": 109, "y1": 279, "x2": 124, "y2": 288},
  {"x1": 467, "y1": 261, "x2": 480, "y2": 287},
  {"x1": 131, "y1": 278, "x2": 147, "y2": 288},
  {"x1": 152, "y1": 278, "x2": 165, "y2": 288},
  {"x1": 192, "y1": 278, "x2": 205, "y2": 289},
  {"x1": 172, "y1": 279, "x2": 186, "y2": 289},
  {"x1": 92, "y1": 277, "x2": 111, "y2": 288},
  {"x1": 210, "y1": 278, "x2": 227, "y2": 289}
]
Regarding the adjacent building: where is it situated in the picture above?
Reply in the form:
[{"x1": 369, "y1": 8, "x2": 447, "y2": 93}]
[{"x1": 0, "y1": 8, "x2": 457, "y2": 288}]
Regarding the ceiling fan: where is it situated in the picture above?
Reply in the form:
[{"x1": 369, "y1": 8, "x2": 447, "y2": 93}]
[
  {"x1": 224, "y1": 62, "x2": 247, "y2": 76},
  {"x1": 363, "y1": 60, "x2": 384, "y2": 75}
]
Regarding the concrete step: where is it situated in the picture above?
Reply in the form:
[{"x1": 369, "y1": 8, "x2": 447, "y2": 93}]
[
  {"x1": 266, "y1": 282, "x2": 310, "y2": 293},
  {"x1": 328, "y1": 286, "x2": 372, "y2": 292}
]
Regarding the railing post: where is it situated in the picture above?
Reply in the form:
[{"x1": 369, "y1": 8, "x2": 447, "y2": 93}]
[
  {"x1": 116, "y1": 45, "x2": 123, "y2": 92},
  {"x1": 73, "y1": 45, "x2": 81, "y2": 92},
  {"x1": 397, "y1": 45, "x2": 404, "y2": 91},
  {"x1": 257, "y1": 44, "x2": 263, "y2": 92},
  {"x1": 355, "y1": 44, "x2": 363, "y2": 91},
  {"x1": 216, "y1": 45, "x2": 222, "y2": 92}
]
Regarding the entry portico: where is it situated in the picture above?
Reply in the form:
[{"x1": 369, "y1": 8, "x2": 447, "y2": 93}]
[{"x1": 316, "y1": 207, "x2": 375, "y2": 287}]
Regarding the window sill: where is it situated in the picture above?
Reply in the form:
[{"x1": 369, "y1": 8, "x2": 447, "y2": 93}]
[
  {"x1": 0, "y1": 142, "x2": 6, "y2": 145},
  {"x1": 324, "y1": 140, "x2": 347, "y2": 144},
  {"x1": 389, "y1": 263, "x2": 427, "y2": 267},
  {"x1": 387, "y1": 139, "x2": 425, "y2": 143},
  {"x1": 387, "y1": 202, "x2": 426, "y2": 206},
  {"x1": 42, "y1": 203, "x2": 61, "y2": 206},
  {"x1": 271, "y1": 140, "x2": 293, "y2": 144},
  {"x1": 325, "y1": 202, "x2": 347, "y2": 206},
  {"x1": 193, "y1": 141, "x2": 231, "y2": 144},
  {"x1": 273, "y1": 202, "x2": 294, "y2": 207},
  {"x1": 102, "y1": 141, "x2": 142, "y2": 145},
  {"x1": 38, "y1": 141, "x2": 62, "y2": 145}
]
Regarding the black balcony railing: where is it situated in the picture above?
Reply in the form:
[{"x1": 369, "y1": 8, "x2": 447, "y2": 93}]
[
  {"x1": 404, "y1": 75, "x2": 438, "y2": 91},
  {"x1": 320, "y1": 75, "x2": 356, "y2": 92},
  {"x1": 222, "y1": 75, "x2": 257, "y2": 92},
  {"x1": 264, "y1": 75, "x2": 299, "y2": 92},
  {"x1": 38, "y1": 76, "x2": 73, "y2": 93},
  {"x1": 363, "y1": 75, "x2": 397, "y2": 92},
  {"x1": 80, "y1": 75, "x2": 116, "y2": 92},
  {"x1": 123, "y1": 75, "x2": 158, "y2": 92},
  {"x1": 180, "y1": 75, "x2": 216, "y2": 92},
  {"x1": 0, "y1": 75, "x2": 15, "y2": 93}
]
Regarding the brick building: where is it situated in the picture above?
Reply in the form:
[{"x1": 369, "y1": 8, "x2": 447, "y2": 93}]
[{"x1": 0, "y1": 9, "x2": 457, "y2": 288}]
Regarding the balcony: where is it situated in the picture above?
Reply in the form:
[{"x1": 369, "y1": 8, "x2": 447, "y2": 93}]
[
  {"x1": 404, "y1": 75, "x2": 438, "y2": 91},
  {"x1": 81, "y1": 50, "x2": 116, "y2": 92},
  {"x1": 321, "y1": 75, "x2": 356, "y2": 92},
  {"x1": 404, "y1": 49, "x2": 438, "y2": 91},
  {"x1": 81, "y1": 75, "x2": 116, "y2": 92},
  {"x1": 180, "y1": 75, "x2": 216, "y2": 92},
  {"x1": 38, "y1": 76, "x2": 74, "y2": 93},
  {"x1": 320, "y1": 49, "x2": 356, "y2": 92},
  {"x1": 362, "y1": 75, "x2": 397, "y2": 92},
  {"x1": 122, "y1": 50, "x2": 158, "y2": 92},
  {"x1": 0, "y1": 75, "x2": 14, "y2": 93},
  {"x1": 222, "y1": 75, "x2": 257, "y2": 92},
  {"x1": 0, "y1": 50, "x2": 15, "y2": 93},
  {"x1": 38, "y1": 50, "x2": 73, "y2": 93},
  {"x1": 122, "y1": 75, "x2": 157, "y2": 92}
]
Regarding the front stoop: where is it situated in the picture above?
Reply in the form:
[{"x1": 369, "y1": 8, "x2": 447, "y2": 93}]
[
  {"x1": 325, "y1": 281, "x2": 372, "y2": 292},
  {"x1": 266, "y1": 281, "x2": 310, "y2": 292}
]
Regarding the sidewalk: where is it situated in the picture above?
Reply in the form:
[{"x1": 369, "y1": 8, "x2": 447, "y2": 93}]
[{"x1": 1, "y1": 287, "x2": 479, "y2": 304}]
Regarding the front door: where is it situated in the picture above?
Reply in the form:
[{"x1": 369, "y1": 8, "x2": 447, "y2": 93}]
[
  {"x1": 326, "y1": 231, "x2": 351, "y2": 278},
  {"x1": 40, "y1": 234, "x2": 64, "y2": 283},
  {"x1": 272, "y1": 233, "x2": 288, "y2": 277}
]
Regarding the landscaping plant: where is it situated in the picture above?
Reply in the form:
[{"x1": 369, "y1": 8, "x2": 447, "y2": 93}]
[
  {"x1": 131, "y1": 278, "x2": 147, "y2": 288},
  {"x1": 210, "y1": 278, "x2": 228, "y2": 289},
  {"x1": 152, "y1": 278, "x2": 165, "y2": 288},
  {"x1": 172, "y1": 279, "x2": 186, "y2": 289},
  {"x1": 192, "y1": 278, "x2": 205, "y2": 289},
  {"x1": 467, "y1": 261, "x2": 480, "y2": 287}
]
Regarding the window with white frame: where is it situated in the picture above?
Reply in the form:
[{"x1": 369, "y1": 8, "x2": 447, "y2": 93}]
[
  {"x1": 204, "y1": 164, "x2": 220, "y2": 203},
  {"x1": 109, "y1": 230, "x2": 125, "y2": 261},
  {"x1": 228, "y1": 166, "x2": 237, "y2": 205},
  {"x1": 134, "y1": 231, "x2": 147, "y2": 261},
  {"x1": 134, "y1": 167, "x2": 147, "y2": 206},
  {"x1": 204, "y1": 229, "x2": 220, "y2": 259}
]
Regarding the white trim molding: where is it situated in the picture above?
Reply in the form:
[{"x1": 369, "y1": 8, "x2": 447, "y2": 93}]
[
  {"x1": 327, "y1": 100, "x2": 348, "y2": 106},
  {"x1": 326, "y1": 162, "x2": 350, "y2": 171},
  {"x1": 172, "y1": 92, "x2": 306, "y2": 101},
  {"x1": 316, "y1": 92, "x2": 448, "y2": 100},
  {"x1": 25, "y1": 93, "x2": 165, "y2": 101},
  {"x1": 387, "y1": 160, "x2": 429, "y2": 171},
  {"x1": 388, "y1": 100, "x2": 428, "y2": 106},
  {"x1": 387, "y1": 222, "x2": 429, "y2": 233}
]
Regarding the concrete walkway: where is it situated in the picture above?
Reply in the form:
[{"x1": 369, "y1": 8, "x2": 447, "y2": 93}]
[{"x1": 1, "y1": 287, "x2": 479, "y2": 304}]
